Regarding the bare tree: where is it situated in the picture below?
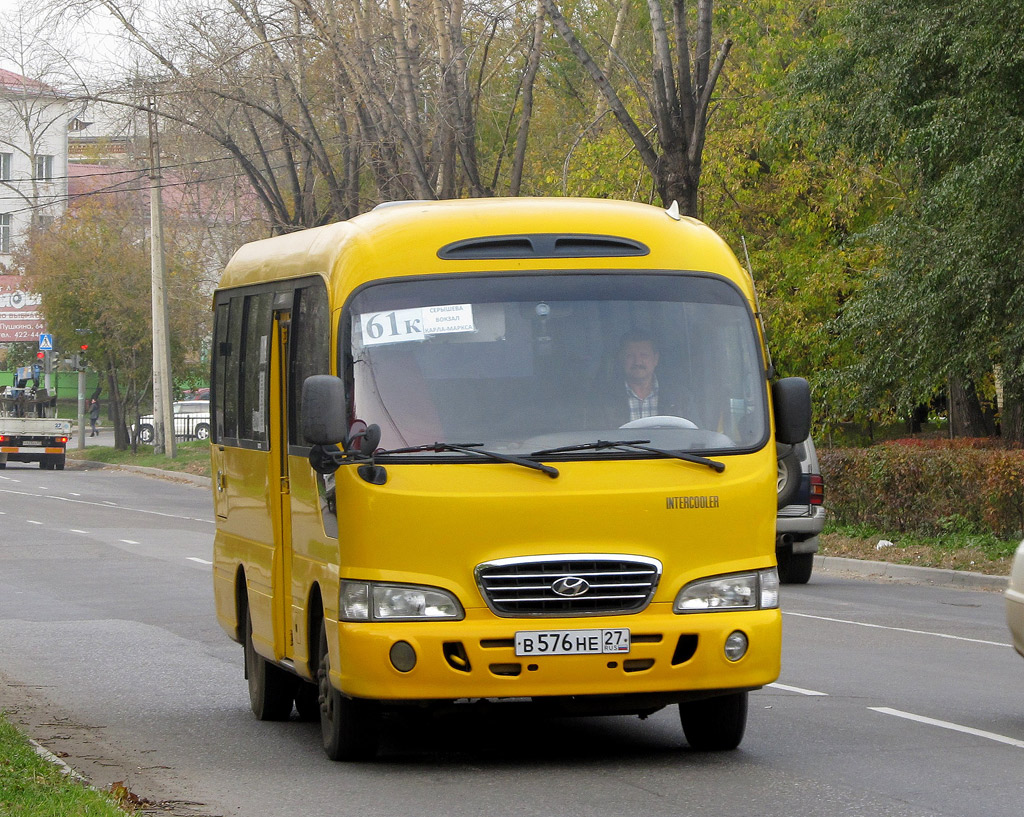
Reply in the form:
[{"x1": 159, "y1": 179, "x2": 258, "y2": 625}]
[
  {"x1": 540, "y1": 0, "x2": 731, "y2": 214},
  {"x1": 62, "y1": 0, "x2": 518, "y2": 232},
  {"x1": 509, "y1": 1, "x2": 544, "y2": 196},
  {"x1": 0, "y1": 10, "x2": 82, "y2": 252}
]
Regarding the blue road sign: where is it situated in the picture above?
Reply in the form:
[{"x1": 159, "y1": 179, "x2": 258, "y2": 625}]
[{"x1": 38, "y1": 334, "x2": 53, "y2": 351}]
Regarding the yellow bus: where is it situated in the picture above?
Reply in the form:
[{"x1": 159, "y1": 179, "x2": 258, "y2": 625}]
[{"x1": 210, "y1": 197, "x2": 810, "y2": 760}]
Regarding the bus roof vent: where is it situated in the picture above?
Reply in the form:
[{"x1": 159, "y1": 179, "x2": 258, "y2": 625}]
[{"x1": 438, "y1": 234, "x2": 649, "y2": 260}]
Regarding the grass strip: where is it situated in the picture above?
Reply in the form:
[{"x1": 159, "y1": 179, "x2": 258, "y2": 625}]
[
  {"x1": 0, "y1": 712, "x2": 132, "y2": 816},
  {"x1": 66, "y1": 440, "x2": 211, "y2": 478},
  {"x1": 821, "y1": 522, "x2": 1018, "y2": 576}
]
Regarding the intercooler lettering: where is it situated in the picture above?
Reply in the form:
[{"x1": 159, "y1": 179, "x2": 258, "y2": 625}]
[{"x1": 665, "y1": 495, "x2": 720, "y2": 510}]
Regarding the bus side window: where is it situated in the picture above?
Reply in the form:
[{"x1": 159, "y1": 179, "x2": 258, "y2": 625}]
[
  {"x1": 239, "y1": 292, "x2": 272, "y2": 446},
  {"x1": 214, "y1": 297, "x2": 245, "y2": 443},
  {"x1": 289, "y1": 282, "x2": 330, "y2": 447},
  {"x1": 212, "y1": 302, "x2": 229, "y2": 441}
]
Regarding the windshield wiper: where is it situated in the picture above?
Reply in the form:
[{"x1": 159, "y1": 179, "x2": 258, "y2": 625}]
[
  {"x1": 530, "y1": 439, "x2": 725, "y2": 473},
  {"x1": 378, "y1": 442, "x2": 559, "y2": 478}
]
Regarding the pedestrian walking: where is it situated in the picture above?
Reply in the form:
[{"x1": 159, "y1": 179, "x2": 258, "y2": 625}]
[{"x1": 89, "y1": 398, "x2": 100, "y2": 437}]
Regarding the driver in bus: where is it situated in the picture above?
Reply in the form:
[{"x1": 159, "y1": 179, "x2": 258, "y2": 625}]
[{"x1": 590, "y1": 330, "x2": 689, "y2": 428}]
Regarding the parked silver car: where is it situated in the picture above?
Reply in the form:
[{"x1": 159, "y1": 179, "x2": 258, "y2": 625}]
[
  {"x1": 135, "y1": 400, "x2": 211, "y2": 443},
  {"x1": 1007, "y1": 541, "x2": 1024, "y2": 660},
  {"x1": 776, "y1": 436, "x2": 825, "y2": 584}
]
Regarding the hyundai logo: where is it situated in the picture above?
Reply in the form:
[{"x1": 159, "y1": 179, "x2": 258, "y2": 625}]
[{"x1": 551, "y1": 576, "x2": 590, "y2": 597}]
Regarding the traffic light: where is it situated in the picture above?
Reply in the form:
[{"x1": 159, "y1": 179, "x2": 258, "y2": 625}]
[
  {"x1": 36, "y1": 351, "x2": 45, "y2": 360},
  {"x1": 77, "y1": 344, "x2": 88, "y2": 370}
]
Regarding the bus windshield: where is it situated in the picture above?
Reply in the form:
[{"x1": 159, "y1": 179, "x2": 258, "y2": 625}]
[{"x1": 346, "y1": 272, "x2": 767, "y2": 457}]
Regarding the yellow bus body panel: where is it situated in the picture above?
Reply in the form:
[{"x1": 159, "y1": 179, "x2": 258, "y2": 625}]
[{"x1": 219, "y1": 198, "x2": 756, "y2": 308}]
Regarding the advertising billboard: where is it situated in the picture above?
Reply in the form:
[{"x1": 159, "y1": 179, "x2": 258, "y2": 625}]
[{"x1": 0, "y1": 276, "x2": 46, "y2": 342}]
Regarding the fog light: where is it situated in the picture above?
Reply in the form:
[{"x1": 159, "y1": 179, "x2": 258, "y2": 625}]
[
  {"x1": 724, "y1": 631, "x2": 748, "y2": 662},
  {"x1": 389, "y1": 641, "x2": 417, "y2": 672}
]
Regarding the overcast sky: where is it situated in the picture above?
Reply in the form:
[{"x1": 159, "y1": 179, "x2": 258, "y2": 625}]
[{"x1": 0, "y1": 0, "x2": 129, "y2": 82}]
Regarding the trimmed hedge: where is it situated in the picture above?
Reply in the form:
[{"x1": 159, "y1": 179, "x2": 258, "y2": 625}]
[{"x1": 819, "y1": 438, "x2": 1024, "y2": 539}]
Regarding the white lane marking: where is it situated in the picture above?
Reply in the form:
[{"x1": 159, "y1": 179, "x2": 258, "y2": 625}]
[
  {"x1": 120, "y1": 539, "x2": 139, "y2": 545},
  {"x1": 0, "y1": 487, "x2": 213, "y2": 525},
  {"x1": 768, "y1": 682, "x2": 829, "y2": 696},
  {"x1": 784, "y1": 611, "x2": 1011, "y2": 648},
  {"x1": 70, "y1": 529, "x2": 88, "y2": 534},
  {"x1": 187, "y1": 557, "x2": 212, "y2": 565},
  {"x1": 69, "y1": 492, "x2": 81, "y2": 497},
  {"x1": 27, "y1": 520, "x2": 42, "y2": 525},
  {"x1": 871, "y1": 707, "x2": 1024, "y2": 749}
]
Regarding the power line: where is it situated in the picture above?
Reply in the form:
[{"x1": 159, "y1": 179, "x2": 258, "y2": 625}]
[
  {"x1": 0, "y1": 146, "x2": 258, "y2": 187},
  {"x1": 0, "y1": 131, "x2": 357, "y2": 217}
]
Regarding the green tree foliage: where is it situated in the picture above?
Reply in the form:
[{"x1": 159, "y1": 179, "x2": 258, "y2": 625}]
[
  {"x1": 16, "y1": 197, "x2": 208, "y2": 448},
  {"x1": 797, "y1": 0, "x2": 1024, "y2": 440},
  {"x1": 694, "y1": 1, "x2": 887, "y2": 432}
]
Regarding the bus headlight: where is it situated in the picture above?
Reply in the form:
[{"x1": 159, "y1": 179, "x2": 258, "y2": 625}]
[
  {"x1": 673, "y1": 568, "x2": 780, "y2": 613},
  {"x1": 340, "y1": 581, "x2": 464, "y2": 621}
]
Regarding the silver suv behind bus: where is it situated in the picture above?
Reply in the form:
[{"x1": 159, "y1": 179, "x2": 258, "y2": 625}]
[{"x1": 776, "y1": 436, "x2": 825, "y2": 584}]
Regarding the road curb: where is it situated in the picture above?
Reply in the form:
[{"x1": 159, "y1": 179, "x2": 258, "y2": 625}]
[
  {"x1": 69, "y1": 459, "x2": 212, "y2": 488},
  {"x1": 815, "y1": 554, "x2": 1008, "y2": 592},
  {"x1": 28, "y1": 738, "x2": 85, "y2": 782}
]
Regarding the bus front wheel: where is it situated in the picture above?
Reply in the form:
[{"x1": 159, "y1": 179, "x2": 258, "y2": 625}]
[
  {"x1": 316, "y1": 619, "x2": 379, "y2": 761},
  {"x1": 679, "y1": 691, "x2": 748, "y2": 751},
  {"x1": 244, "y1": 604, "x2": 295, "y2": 721}
]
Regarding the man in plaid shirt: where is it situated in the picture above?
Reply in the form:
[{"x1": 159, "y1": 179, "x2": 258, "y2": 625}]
[
  {"x1": 623, "y1": 335, "x2": 661, "y2": 420},
  {"x1": 589, "y1": 330, "x2": 688, "y2": 428}
]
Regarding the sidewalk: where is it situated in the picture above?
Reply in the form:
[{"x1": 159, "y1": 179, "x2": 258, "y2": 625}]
[
  {"x1": 814, "y1": 554, "x2": 1008, "y2": 592},
  {"x1": 68, "y1": 425, "x2": 118, "y2": 449}
]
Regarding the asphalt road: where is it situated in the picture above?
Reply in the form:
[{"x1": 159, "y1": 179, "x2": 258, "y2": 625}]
[{"x1": 1, "y1": 461, "x2": 1022, "y2": 816}]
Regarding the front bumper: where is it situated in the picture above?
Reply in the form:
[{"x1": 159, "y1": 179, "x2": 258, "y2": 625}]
[{"x1": 331, "y1": 603, "x2": 781, "y2": 702}]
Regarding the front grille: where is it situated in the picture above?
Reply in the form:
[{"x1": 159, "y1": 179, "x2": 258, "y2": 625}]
[{"x1": 475, "y1": 554, "x2": 662, "y2": 617}]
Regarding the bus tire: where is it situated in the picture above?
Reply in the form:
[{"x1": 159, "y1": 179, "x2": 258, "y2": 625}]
[
  {"x1": 244, "y1": 604, "x2": 295, "y2": 721},
  {"x1": 679, "y1": 691, "x2": 748, "y2": 751},
  {"x1": 316, "y1": 618, "x2": 378, "y2": 761},
  {"x1": 778, "y1": 550, "x2": 813, "y2": 585},
  {"x1": 138, "y1": 424, "x2": 155, "y2": 444}
]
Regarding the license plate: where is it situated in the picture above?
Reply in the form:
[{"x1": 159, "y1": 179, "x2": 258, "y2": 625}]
[{"x1": 514, "y1": 628, "x2": 630, "y2": 656}]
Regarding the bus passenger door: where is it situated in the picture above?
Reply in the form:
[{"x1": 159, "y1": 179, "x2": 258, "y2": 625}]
[
  {"x1": 211, "y1": 301, "x2": 230, "y2": 521},
  {"x1": 271, "y1": 294, "x2": 295, "y2": 662},
  {"x1": 280, "y1": 281, "x2": 332, "y2": 677}
]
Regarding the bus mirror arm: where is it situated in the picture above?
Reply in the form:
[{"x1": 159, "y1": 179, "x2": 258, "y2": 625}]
[
  {"x1": 346, "y1": 423, "x2": 382, "y2": 457},
  {"x1": 308, "y1": 423, "x2": 384, "y2": 479},
  {"x1": 309, "y1": 444, "x2": 345, "y2": 475}
]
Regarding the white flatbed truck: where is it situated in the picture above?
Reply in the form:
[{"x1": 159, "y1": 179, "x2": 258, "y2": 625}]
[{"x1": 0, "y1": 378, "x2": 72, "y2": 470}]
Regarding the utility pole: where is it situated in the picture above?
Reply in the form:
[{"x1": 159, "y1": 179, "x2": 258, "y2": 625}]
[
  {"x1": 76, "y1": 365, "x2": 85, "y2": 451},
  {"x1": 147, "y1": 93, "x2": 176, "y2": 458}
]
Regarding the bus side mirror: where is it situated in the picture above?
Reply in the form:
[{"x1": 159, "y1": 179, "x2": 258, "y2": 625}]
[
  {"x1": 302, "y1": 375, "x2": 347, "y2": 445},
  {"x1": 772, "y1": 377, "x2": 811, "y2": 445}
]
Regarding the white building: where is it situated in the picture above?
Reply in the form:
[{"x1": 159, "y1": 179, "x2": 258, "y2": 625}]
[{"x1": 0, "y1": 67, "x2": 72, "y2": 270}]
